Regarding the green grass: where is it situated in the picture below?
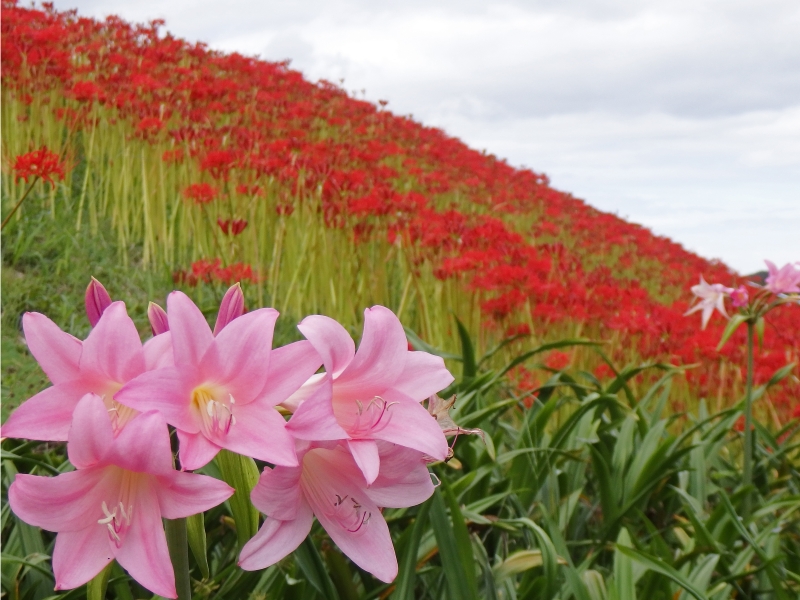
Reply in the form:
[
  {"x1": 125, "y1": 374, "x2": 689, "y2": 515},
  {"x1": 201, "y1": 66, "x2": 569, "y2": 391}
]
[{"x1": 1, "y1": 182, "x2": 303, "y2": 421}]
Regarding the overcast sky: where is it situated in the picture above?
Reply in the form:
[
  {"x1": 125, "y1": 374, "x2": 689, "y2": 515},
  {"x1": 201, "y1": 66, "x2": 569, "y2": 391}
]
[{"x1": 51, "y1": 0, "x2": 800, "y2": 274}]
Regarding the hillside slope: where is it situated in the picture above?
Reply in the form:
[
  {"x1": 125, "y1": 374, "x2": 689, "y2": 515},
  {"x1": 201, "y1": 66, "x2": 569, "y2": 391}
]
[{"x1": 1, "y1": 1, "x2": 797, "y2": 416}]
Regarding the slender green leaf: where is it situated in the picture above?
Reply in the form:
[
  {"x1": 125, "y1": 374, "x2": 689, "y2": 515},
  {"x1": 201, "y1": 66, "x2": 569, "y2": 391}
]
[
  {"x1": 186, "y1": 512, "x2": 209, "y2": 579},
  {"x1": 392, "y1": 500, "x2": 431, "y2": 600},
  {"x1": 615, "y1": 546, "x2": 708, "y2": 600},
  {"x1": 215, "y1": 449, "x2": 261, "y2": 550},
  {"x1": 294, "y1": 537, "x2": 340, "y2": 600},
  {"x1": 716, "y1": 313, "x2": 748, "y2": 350},
  {"x1": 429, "y1": 488, "x2": 477, "y2": 600}
]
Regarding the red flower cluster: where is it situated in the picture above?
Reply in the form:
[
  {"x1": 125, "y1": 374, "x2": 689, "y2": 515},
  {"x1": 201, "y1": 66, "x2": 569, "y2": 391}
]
[
  {"x1": 13, "y1": 146, "x2": 65, "y2": 185},
  {"x1": 2, "y1": 1, "x2": 797, "y2": 418},
  {"x1": 217, "y1": 218, "x2": 247, "y2": 236},
  {"x1": 182, "y1": 183, "x2": 217, "y2": 204},
  {"x1": 173, "y1": 258, "x2": 258, "y2": 286}
]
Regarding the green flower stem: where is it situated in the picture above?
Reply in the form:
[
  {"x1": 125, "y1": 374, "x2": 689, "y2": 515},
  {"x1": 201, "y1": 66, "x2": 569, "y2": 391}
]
[
  {"x1": 165, "y1": 517, "x2": 192, "y2": 600},
  {"x1": 742, "y1": 319, "x2": 755, "y2": 518},
  {"x1": 1, "y1": 177, "x2": 39, "y2": 231}
]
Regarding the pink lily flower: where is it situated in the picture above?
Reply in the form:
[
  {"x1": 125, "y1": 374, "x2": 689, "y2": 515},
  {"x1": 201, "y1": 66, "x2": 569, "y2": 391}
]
[
  {"x1": 116, "y1": 291, "x2": 321, "y2": 470},
  {"x1": 765, "y1": 260, "x2": 800, "y2": 294},
  {"x1": 285, "y1": 306, "x2": 453, "y2": 484},
  {"x1": 1, "y1": 301, "x2": 172, "y2": 441},
  {"x1": 8, "y1": 394, "x2": 233, "y2": 597},
  {"x1": 239, "y1": 441, "x2": 434, "y2": 582},
  {"x1": 684, "y1": 276, "x2": 733, "y2": 329}
]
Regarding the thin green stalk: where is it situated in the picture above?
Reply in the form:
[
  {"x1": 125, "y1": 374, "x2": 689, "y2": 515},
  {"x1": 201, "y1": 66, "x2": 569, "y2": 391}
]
[
  {"x1": 742, "y1": 319, "x2": 755, "y2": 518},
  {"x1": 165, "y1": 517, "x2": 192, "y2": 600},
  {"x1": 1, "y1": 178, "x2": 39, "y2": 231}
]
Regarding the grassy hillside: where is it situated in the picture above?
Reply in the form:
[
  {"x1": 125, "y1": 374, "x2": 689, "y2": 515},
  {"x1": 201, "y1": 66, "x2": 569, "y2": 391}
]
[{"x1": 1, "y1": 1, "x2": 797, "y2": 419}]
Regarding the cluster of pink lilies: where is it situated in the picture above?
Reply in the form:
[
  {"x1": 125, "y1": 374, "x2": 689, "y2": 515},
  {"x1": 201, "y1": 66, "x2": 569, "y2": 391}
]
[{"x1": 3, "y1": 280, "x2": 456, "y2": 597}]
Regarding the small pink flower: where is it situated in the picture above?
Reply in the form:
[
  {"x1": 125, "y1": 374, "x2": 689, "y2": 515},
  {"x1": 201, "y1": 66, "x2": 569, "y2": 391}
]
[
  {"x1": 116, "y1": 291, "x2": 321, "y2": 470},
  {"x1": 684, "y1": 276, "x2": 733, "y2": 329},
  {"x1": 1, "y1": 302, "x2": 172, "y2": 441},
  {"x1": 239, "y1": 441, "x2": 434, "y2": 582},
  {"x1": 8, "y1": 394, "x2": 233, "y2": 597},
  {"x1": 765, "y1": 260, "x2": 800, "y2": 294},
  {"x1": 285, "y1": 306, "x2": 453, "y2": 484},
  {"x1": 730, "y1": 285, "x2": 749, "y2": 308}
]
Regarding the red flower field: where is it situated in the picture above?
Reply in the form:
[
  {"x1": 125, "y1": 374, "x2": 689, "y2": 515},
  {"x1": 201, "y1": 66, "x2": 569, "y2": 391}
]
[{"x1": 1, "y1": 0, "x2": 797, "y2": 419}]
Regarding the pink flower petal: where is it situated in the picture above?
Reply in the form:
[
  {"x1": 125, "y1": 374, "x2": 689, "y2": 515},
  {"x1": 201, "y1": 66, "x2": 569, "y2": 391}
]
[
  {"x1": 256, "y1": 340, "x2": 323, "y2": 406},
  {"x1": 1, "y1": 380, "x2": 88, "y2": 441},
  {"x1": 22, "y1": 312, "x2": 82, "y2": 385},
  {"x1": 239, "y1": 498, "x2": 313, "y2": 571},
  {"x1": 114, "y1": 485, "x2": 176, "y2": 599},
  {"x1": 106, "y1": 411, "x2": 174, "y2": 475},
  {"x1": 298, "y1": 315, "x2": 355, "y2": 378},
  {"x1": 391, "y1": 352, "x2": 455, "y2": 402},
  {"x1": 200, "y1": 308, "x2": 278, "y2": 403},
  {"x1": 335, "y1": 306, "x2": 407, "y2": 398},
  {"x1": 302, "y1": 449, "x2": 397, "y2": 583},
  {"x1": 67, "y1": 394, "x2": 114, "y2": 469},
  {"x1": 361, "y1": 392, "x2": 449, "y2": 462},
  {"x1": 347, "y1": 439, "x2": 380, "y2": 485},
  {"x1": 9, "y1": 468, "x2": 109, "y2": 532},
  {"x1": 143, "y1": 332, "x2": 173, "y2": 370},
  {"x1": 364, "y1": 446, "x2": 434, "y2": 508},
  {"x1": 52, "y1": 525, "x2": 114, "y2": 591},
  {"x1": 85, "y1": 277, "x2": 113, "y2": 328},
  {"x1": 213, "y1": 283, "x2": 245, "y2": 336},
  {"x1": 80, "y1": 302, "x2": 145, "y2": 383},
  {"x1": 156, "y1": 471, "x2": 234, "y2": 519},
  {"x1": 251, "y1": 465, "x2": 303, "y2": 521},
  {"x1": 167, "y1": 291, "x2": 214, "y2": 369},
  {"x1": 281, "y1": 372, "x2": 326, "y2": 412},
  {"x1": 116, "y1": 368, "x2": 197, "y2": 434},
  {"x1": 287, "y1": 377, "x2": 348, "y2": 441},
  {"x1": 176, "y1": 430, "x2": 221, "y2": 471},
  {"x1": 218, "y1": 402, "x2": 298, "y2": 467}
]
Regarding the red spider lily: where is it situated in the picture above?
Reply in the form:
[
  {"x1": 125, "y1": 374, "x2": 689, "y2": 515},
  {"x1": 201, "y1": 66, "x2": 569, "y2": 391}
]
[
  {"x1": 182, "y1": 183, "x2": 217, "y2": 204},
  {"x1": 217, "y1": 218, "x2": 248, "y2": 236},
  {"x1": 13, "y1": 146, "x2": 66, "y2": 185}
]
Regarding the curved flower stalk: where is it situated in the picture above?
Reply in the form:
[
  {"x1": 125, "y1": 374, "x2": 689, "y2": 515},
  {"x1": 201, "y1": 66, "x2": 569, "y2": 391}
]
[
  {"x1": 239, "y1": 440, "x2": 434, "y2": 582},
  {"x1": 116, "y1": 291, "x2": 321, "y2": 470},
  {"x1": 1, "y1": 300, "x2": 172, "y2": 441},
  {"x1": 285, "y1": 305, "x2": 453, "y2": 483},
  {"x1": 8, "y1": 394, "x2": 234, "y2": 597},
  {"x1": 686, "y1": 259, "x2": 799, "y2": 516}
]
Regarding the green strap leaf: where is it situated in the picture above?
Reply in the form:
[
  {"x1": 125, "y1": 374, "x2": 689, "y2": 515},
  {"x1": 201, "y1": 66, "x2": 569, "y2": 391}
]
[
  {"x1": 615, "y1": 545, "x2": 708, "y2": 600},
  {"x1": 716, "y1": 313, "x2": 748, "y2": 351},
  {"x1": 87, "y1": 562, "x2": 112, "y2": 600},
  {"x1": 186, "y1": 512, "x2": 209, "y2": 579},
  {"x1": 392, "y1": 500, "x2": 432, "y2": 600},
  {"x1": 215, "y1": 449, "x2": 261, "y2": 550},
  {"x1": 429, "y1": 488, "x2": 478, "y2": 600},
  {"x1": 294, "y1": 537, "x2": 340, "y2": 600}
]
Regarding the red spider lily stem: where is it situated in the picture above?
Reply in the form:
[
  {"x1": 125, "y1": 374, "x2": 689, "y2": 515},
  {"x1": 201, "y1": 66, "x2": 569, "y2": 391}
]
[
  {"x1": 200, "y1": 203, "x2": 226, "y2": 260},
  {"x1": 1, "y1": 177, "x2": 39, "y2": 231}
]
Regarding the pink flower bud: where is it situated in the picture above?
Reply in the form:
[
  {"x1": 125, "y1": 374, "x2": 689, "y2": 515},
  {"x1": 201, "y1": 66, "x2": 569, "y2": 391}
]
[
  {"x1": 85, "y1": 277, "x2": 112, "y2": 327},
  {"x1": 731, "y1": 285, "x2": 749, "y2": 308},
  {"x1": 213, "y1": 282, "x2": 245, "y2": 336},
  {"x1": 147, "y1": 302, "x2": 169, "y2": 335}
]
